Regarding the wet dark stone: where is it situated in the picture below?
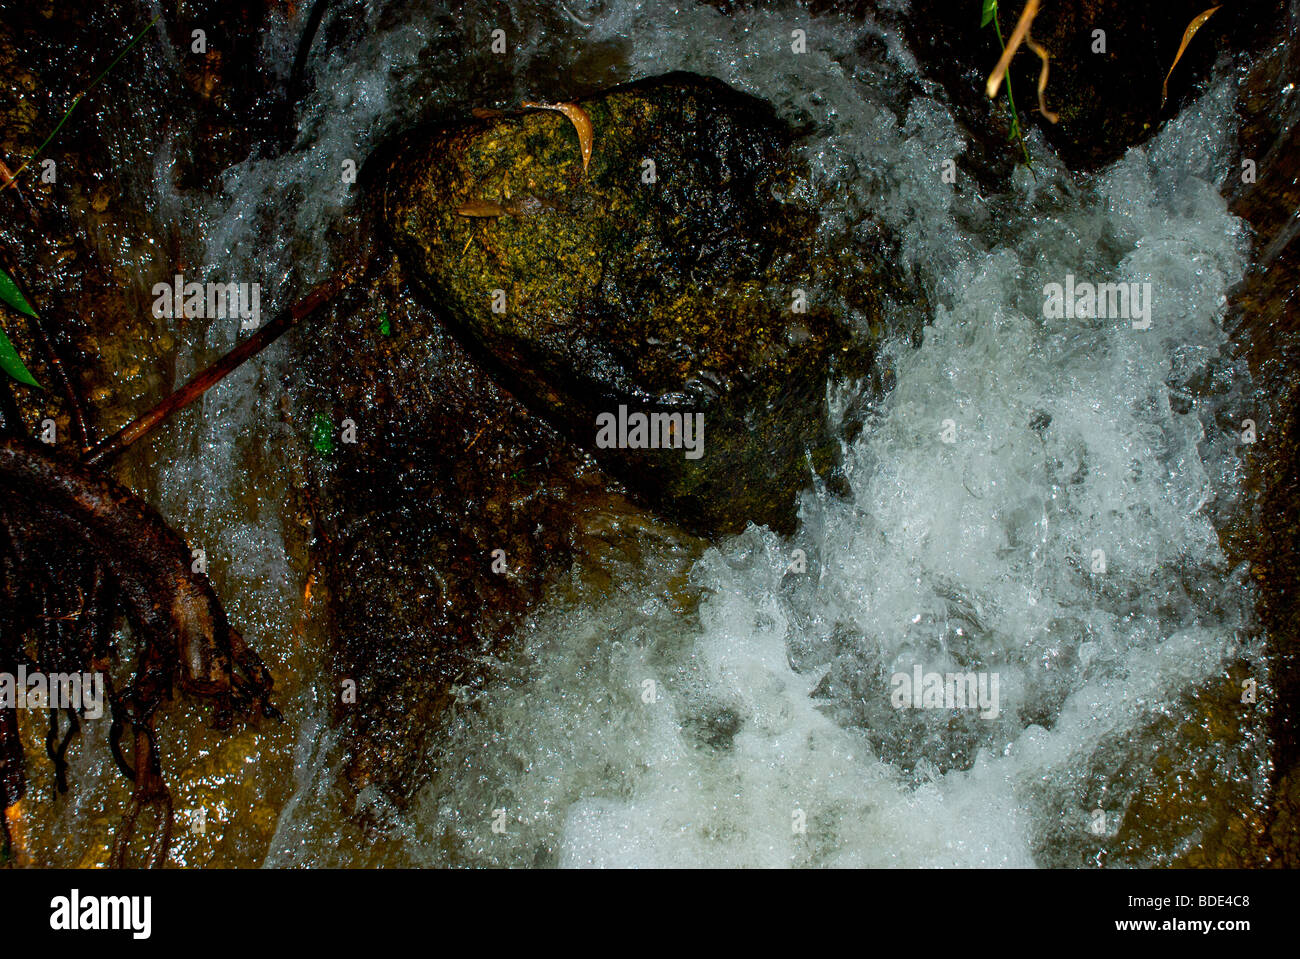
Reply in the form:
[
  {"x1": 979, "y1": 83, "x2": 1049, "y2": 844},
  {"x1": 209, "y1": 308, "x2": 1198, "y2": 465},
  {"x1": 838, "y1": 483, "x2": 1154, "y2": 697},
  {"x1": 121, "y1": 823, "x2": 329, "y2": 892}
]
[
  {"x1": 1220, "y1": 17, "x2": 1300, "y2": 866},
  {"x1": 300, "y1": 72, "x2": 898, "y2": 802},
  {"x1": 295, "y1": 269, "x2": 617, "y2": 799},
  {"x1": 374, "y1": 72, "x2": 878, "y2": 537}
]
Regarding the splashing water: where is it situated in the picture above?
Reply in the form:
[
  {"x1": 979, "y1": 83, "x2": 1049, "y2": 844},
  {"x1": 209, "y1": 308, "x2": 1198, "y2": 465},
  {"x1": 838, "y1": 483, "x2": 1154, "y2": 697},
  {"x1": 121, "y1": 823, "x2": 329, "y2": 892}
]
[
  {"x1": 382, "y1": 2, "x2": 1261, "y2": 868},
  {"x1": 40, "y1": 1, "x2": 1262, "y2": 868}
]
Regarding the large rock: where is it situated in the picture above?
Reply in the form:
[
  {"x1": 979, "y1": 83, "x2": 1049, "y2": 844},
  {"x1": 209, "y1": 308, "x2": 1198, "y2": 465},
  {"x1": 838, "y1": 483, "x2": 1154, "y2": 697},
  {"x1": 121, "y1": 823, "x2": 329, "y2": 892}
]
[
  {"x1": 295, "y1": 269, "x2": 625, "y2": 800},
  {"x1": 375, "y1": 72, "x2": 871, "y2": 536}
]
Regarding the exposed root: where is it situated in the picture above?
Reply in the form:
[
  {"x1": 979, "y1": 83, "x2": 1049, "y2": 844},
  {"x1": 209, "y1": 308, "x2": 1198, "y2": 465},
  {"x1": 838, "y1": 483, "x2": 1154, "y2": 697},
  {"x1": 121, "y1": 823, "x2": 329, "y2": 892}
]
[
  {"x1": 0, "y1": 212, "x2": 363, "y2": 867},
  {"x1": 0, "y1": 436, "x2": 276, "y2": 865}
]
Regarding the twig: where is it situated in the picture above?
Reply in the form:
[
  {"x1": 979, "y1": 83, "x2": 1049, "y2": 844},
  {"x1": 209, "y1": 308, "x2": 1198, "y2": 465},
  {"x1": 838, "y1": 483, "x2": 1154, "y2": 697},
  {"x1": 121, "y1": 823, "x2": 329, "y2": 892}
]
[
  {"x1": 26, "y1": 309, "x2": 91, "y2": 451},
  {"x1": 283, "y1": 0, "x2": 334, "y2": 153},
  {"x1": 986, "y1": 0, "x2": 1040, "y2": 100},
  {"x1": 82, "y1": 269, "x2": 358, "y2": 467},
  {"x1": 1024, "y1": 35, "x2": 1059, "y2": 123},
  {"x1": 984, "y1": 0, "x2": 1035, "y2": 166}
]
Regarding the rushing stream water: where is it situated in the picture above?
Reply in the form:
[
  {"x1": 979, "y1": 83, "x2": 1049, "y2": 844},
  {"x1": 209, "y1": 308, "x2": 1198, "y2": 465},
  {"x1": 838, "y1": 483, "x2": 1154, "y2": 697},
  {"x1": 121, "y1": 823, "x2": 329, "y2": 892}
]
[{"x1": 15, "y1": 0, "x2": 1271, "y2": 867}]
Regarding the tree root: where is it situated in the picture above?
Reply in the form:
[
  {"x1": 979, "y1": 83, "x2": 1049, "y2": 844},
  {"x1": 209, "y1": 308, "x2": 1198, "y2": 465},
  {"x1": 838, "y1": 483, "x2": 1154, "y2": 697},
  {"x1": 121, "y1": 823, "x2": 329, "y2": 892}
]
[
  {"x1": 0, "y1": 255, "x2": 363, "y2": 865},
  {"x1": 0, "y1": 436, "x2": 276, "y2": 865}
]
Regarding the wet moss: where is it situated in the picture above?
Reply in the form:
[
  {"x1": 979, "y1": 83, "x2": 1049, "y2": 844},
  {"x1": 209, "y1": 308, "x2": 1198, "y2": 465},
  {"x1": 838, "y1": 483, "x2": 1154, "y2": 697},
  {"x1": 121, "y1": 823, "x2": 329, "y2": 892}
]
[{"x1": 378, "y1": 72, "x2": 874, "y2": 535}]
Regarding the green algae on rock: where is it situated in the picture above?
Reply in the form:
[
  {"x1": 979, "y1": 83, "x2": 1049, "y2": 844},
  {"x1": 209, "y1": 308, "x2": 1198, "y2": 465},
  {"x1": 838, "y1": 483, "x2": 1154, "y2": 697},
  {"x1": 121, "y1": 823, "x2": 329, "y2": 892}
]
[{"x1": 377, "y1": 72, "x2": 867, "y2": 536}]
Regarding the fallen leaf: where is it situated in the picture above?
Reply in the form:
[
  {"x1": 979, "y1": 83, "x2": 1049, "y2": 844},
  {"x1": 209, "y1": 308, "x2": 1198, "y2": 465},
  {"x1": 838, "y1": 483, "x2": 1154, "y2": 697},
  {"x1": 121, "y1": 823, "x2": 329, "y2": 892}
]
[
  {"x1": 1163, "y1": 6, "x2": 1221, "y2": 107},
  {"x1": 522, "y1": 100, "x2": 594, "y2": 172}
]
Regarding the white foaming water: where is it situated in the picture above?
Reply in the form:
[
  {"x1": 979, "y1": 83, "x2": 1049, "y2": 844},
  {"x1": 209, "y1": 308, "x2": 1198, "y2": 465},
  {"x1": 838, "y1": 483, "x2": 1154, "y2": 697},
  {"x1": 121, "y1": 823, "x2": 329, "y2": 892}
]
[
  {"x1": 117, "y1": 0, "x2": 1263, "y2": 867},
  {"x1": 388, "y1": 3, "x2": 1262, "y2": 868}
]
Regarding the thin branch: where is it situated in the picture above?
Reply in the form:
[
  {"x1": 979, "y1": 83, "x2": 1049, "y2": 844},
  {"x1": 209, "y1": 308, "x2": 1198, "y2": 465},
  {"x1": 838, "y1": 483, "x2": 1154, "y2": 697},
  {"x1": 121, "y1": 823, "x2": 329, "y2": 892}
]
[
  {"x1": 81, "y1": 269, "x2": 358, "y2": 467},
  {"x1": 1024, "y1": 35, "x2": 1059, "y2": 123}
]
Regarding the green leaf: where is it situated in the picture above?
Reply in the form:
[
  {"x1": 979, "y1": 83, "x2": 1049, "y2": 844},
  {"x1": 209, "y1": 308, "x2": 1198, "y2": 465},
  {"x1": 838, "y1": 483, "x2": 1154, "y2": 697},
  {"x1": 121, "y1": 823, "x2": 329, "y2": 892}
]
[
  {"x1": 981, "y1": 0, "x2": 998, "y2": 28},
  {"x1": 0, "y1": 266, "x2": 36, "y2": 318},
  {"x1": 311, "y1": 412, "x2": 335, "y2": 455},
  {"x1": 0, "y1": 323, "x2": 39, "y2": 387},
  {"x1": 378, "y1": 311, "x2": 391, "y2": 336}
]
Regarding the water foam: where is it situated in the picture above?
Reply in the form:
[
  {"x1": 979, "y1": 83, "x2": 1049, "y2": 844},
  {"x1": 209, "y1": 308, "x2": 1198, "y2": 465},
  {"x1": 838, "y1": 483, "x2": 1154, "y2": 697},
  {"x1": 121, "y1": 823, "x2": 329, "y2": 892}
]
[{"x1": 371, "y1": 1, "x2": 1266, "y2": 868}]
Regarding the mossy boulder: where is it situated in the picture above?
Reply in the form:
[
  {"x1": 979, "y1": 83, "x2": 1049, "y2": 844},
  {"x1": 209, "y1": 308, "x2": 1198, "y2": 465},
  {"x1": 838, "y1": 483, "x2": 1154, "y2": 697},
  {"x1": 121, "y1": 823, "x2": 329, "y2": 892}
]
[{"x1": 375, "y1": 72, "x2": 863, "y2": 536}]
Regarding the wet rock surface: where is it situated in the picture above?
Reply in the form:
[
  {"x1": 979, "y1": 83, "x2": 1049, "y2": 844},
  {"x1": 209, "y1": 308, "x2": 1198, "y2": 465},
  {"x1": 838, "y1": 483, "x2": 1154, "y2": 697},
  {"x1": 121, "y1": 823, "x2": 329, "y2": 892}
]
[
  {"x1": 0, "y1": 0, "x2": 281, "y2": 477},
  {"x1": 1225, "y1": 9, "x2": 1300, "y2": 866},
  {"x1": 296, "y1": 267, "x2": 636, "y2": 799},
  {"x1": 1, "y1": 0, "x2": 1297, "y2": 868},
  {"x1": 299, "y1": 72, "x2": 889, "y2": 801},
  {"x1": 377, "y1": 72, "x2": 869, "y2": 537},
  {"x1": 0, "y1": 0, "x2": 298, "y2": 867}
]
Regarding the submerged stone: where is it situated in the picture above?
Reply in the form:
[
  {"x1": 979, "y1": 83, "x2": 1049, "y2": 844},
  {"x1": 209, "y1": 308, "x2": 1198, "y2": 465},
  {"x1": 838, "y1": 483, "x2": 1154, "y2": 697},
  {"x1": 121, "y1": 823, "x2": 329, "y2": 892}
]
[{"x1": 376, "y1": 72, "x2": 875, "y2": 535}]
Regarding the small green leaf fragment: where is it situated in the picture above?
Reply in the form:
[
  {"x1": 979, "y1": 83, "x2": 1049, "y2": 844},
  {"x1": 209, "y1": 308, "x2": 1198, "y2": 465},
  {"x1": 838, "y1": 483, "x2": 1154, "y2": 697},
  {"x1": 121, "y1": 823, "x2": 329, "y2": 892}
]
[
  {"x1": 981, "y1": 0, "x2": 998, "y2": 28},
  {"x1": 0, "y1": 325, "x2": 39, "y2": 387},
  {"x1": 0, "y1": 267, "x2": 36, "y2": 318},
  {"x1": 379, "y1": 312, "x2": 391, "y2": 336}
]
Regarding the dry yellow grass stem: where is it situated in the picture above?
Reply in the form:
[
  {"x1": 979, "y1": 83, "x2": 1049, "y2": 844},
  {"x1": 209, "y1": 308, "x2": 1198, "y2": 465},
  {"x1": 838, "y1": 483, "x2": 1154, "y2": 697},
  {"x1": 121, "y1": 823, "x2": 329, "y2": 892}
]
[{"x1": 986, "y1": 0, "x2": 1042, "y2": 100}]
